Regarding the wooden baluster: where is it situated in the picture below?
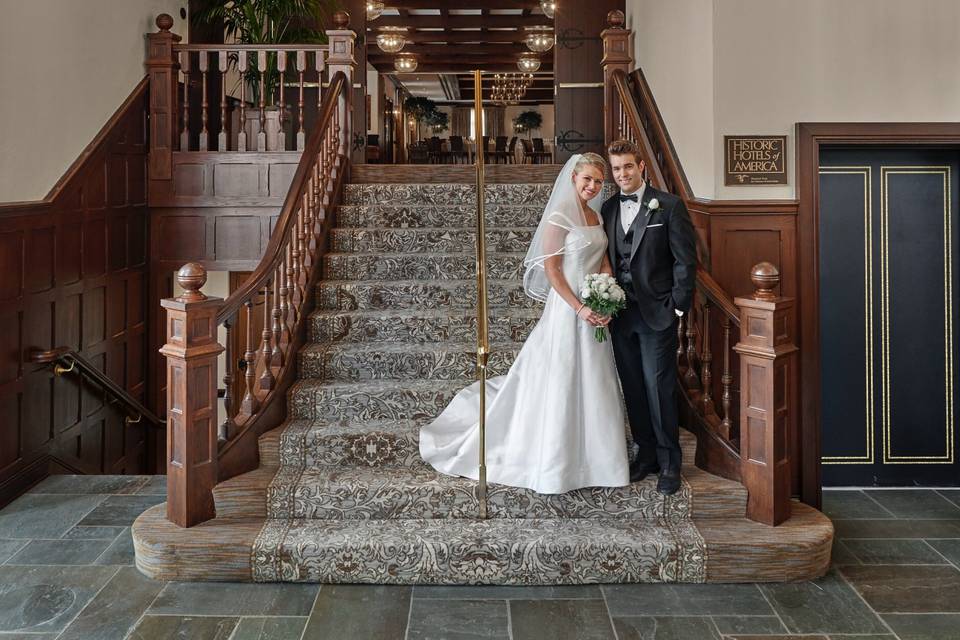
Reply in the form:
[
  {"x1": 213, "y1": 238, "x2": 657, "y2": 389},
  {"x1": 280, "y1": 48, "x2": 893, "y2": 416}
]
[
  {"x1": 220, "y1": 316, "x2": 234, "y2": 442},
  {"x1": 237, "y1": 53, "x2": 248, "y2": 151},
  {"x1": 316, "y1": 49, "x2": 326, "y2": 115},
  {"x1": 179, "y1": 50, "x2": 191, "y2": 151},
  {"x1": 218, "y1": 50, "x2": 228, "y2": 151},
  {"x1": 278, "y1": 257, "x2": 291, "y2": 348},
  {"x1": 297, "y1": 50, "x2": 306, "y2": 150},
  {"x1": 271, "y1": 266, "x2": 285, "y2": 367},
  {"x1": 301, "y1": 190, "x2": 313, "y2": 272},
  {"x1": 297, "y1": 200, "x2": 307, "y2": 285},
  {"x1": 198, "y1": 51, "x2": 209, "y2": 150},
  {"x1": 700, "y1": 301, "x2": 714, "y2": 414},
  {"x1": 277, "y1": 50, "x2": 287, "y2": 150},
  {"x1": 290, "y1": 221, "x2": 302, "y2": 310},
  {"x1": 285, "y1": 242, "x2": 297, "y2": 326},
  {"x1": 240, "y1": 299, "x2": 259, "y2": 416},
  {"x1": 257, "y1": 50, "x2": 267, "y2": 151},
  {"x1": 684, "y1": 304, "x2": 701, "y2": 388},
  {"x1": 260, "y1": 280, "x2": 275, "y2": 390},
  {"x1": 720, "y1": 315, "x2": 734, "y2": 440},
  {"x1": 676, "y1": 313, "x2": 686, "y2": 367}
]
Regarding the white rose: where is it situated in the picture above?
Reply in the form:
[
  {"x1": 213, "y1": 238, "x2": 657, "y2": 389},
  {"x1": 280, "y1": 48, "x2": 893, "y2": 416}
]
[
  {"x1": 601, "y1": 292, "x2": 610, "y2": 300},
  {"x1": 580, "y1": 288, "x2": 590, "y2": 299},
  {"x1": 648, "y1": 198, "x2": 660, "y2": 211},
  {"x1": 598, "y1": 283, "x2": 608, "y2": 293}
]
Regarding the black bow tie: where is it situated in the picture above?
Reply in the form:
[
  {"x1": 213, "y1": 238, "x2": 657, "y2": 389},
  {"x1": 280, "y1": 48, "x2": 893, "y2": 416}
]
[{"x1": 618, "y1": 193, "x2": 639, "y2": 203}]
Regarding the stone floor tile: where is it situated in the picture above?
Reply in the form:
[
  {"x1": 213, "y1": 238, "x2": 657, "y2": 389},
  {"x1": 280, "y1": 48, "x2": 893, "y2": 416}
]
[
  {"x1": 0, "y1": 494, "x2": 106, "y2": 539},
  {"x1": 6, "y1": 539, "x2": 112, "y2": 566},
  {"x1": 881, "y1": 613, "x2": 960, "y2": 639},
  {"x1": 75, "y1": 495, "x2": 166, "y2": 527},
  {"x1": 928, "y1": 539, "x2": 960, "y2": 567},
  {"x1": 724, "y1": 636, "x2": 828, "y2": 640},
  {"x1": 0, "y1": 632, "x2": 60, "y2": 639},
  {"x1": 822, "y1": 490, "x2": 895, "y2": 519},
  {"x1": 0, "y1": 565, "x2": 117, "y2": 634},
  {"x1": 711, "y1": 615, "x2": 788, "y2": 635},
  {"x1": 834, "y1": 519, "x2": 960, "y2": 539},
  {"x1": 129, "y1": 615, "x2": 238, "y2": 640},
  {"x1": 60, "y1": 525, "x2": 126, "y2": 540},
  {"x1": 613, "y1": 616, "x2": 722, "y2": 639},
  {"x1": 93, "y1": 528, "x2": 134, "y2": 566},
  {"x1": 758, "y1": 569, "x2": 887, "y2": 635},
  {"x1": 510, "y1": 600, "x2": 615, "y2": 640},
  {"x1": 826, "y1": 635, "x2": 898, "y2": 639},
  {"x1": 602, "y1": 583, "x2": 769, "y2": 616},
  {"x1": 865, "y1": 490, "x2": 960, "y2": 519},
  {"x1": 413, "y1": 584, "x2": 601, "y2": 599},
  {"x1": 30, "y1": 475, "x2": 148, "y2": 495},
  {"x1": 301, "y1": 585, "x2": 410, "y2": 640},
  {"x1": 831, "y1": 539, "x2": 861, "y2": 566},
  {"x1": 407, "y1": 599, "x2": 509, "y2": 639},
  {"x1": 0, "y1": 542, "x2": 27, "y2": 565},
  {"x1": 149, "y1": 581, "x2": 318, "y2": 617},
  {"x1": 840, "y1": 564, "x2": 960, "y2": 613},
  {"x1": 843, "y1": 539, "x2": 949, "y2": 565},
  {"x1": 221, "y1": 616, "x2": 307, "y2": 640},
  {"x1": 57, "y1": 566, "x2": 165, "y2": 640},
  {"x1": 133, "y1": 476, "x2": 167, "y2": 496}
]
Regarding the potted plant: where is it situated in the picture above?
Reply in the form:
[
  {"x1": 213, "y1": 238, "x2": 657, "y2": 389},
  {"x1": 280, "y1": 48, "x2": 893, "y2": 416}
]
[
  {"x1": 192, "y1": 0, "x2": 338, "y2": 151},
  {"x1": 513, "y1": 110, "x2": 543, "y2": 139},
  {"x1": 404, "y1": 96, "x2": 436, "y2": 141},
  {"x1": 426, "y1": 109, "x2": 449, "y2": 135}
]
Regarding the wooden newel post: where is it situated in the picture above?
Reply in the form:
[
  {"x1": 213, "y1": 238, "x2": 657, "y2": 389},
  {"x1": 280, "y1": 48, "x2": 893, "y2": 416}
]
[
  {"x1": 600, "y1": 10, "x2": 633, "y2": 148},
  {"x1": 146, "y1": 14, "x2": 181, "y2": 181},
  {"x1": 733, "y1": 263, "x2": 797, "y2": 526},
  {"x1": 326, "y1": 11, "x2": 357, "y2": 163},
  {"x1": 159, "y1": 264, "x2": 224, "y2": 528}
]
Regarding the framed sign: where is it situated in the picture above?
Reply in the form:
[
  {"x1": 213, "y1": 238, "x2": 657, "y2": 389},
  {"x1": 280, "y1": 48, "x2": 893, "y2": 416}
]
[{"x1": 724, "y1": 135, "x2": 787, "y2": 185}]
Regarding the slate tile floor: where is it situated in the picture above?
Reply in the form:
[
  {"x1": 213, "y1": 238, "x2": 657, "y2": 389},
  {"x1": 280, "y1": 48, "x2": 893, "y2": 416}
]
[{"x1": 0, "y1": 478, "x2": 958, "y2": 639}]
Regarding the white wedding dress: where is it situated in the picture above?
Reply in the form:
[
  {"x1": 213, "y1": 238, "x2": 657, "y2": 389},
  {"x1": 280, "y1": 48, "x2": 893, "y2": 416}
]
[{"x1": 419, "y1": 212, "x2": 630, "y2": 494}]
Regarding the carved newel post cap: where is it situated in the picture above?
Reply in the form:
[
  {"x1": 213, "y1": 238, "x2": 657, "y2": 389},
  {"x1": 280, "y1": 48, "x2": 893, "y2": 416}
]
[
  {"x1": 177, "y1": 263, "x2": 208, "y2": 302},
  {"x1": 750, "y1": 262, "x2": 780, "y2": 301},
  {"x1": 606, "y1": 10, "x2": 626, "y2": 29},
  {"x1": 332, "y1": 10, "x2": 350, "y2": 29},
  {"x1": 156, "y1": 14, "x2": 174, "y2": 32}
]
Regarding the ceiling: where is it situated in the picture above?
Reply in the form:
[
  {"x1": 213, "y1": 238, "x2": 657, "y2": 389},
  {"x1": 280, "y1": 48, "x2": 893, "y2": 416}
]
[{"x1": 366, "y1": 1, "x2": 555, "y2": 104}]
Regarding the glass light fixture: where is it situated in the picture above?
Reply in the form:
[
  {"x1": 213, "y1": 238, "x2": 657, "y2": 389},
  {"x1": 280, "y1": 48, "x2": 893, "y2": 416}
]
[
  {"x1": 394, "y1": 53, "x2": 418, "y2": 73},
  {"x1": 517, "y1": 54, "x2": 541, "y2": 73},
  {"x1": 366, "y1": 1, "x2": 384, "y2": 20},
  {"x1": 525, "y1": 27, "x2": 554, "y2": 52},
  {"x1": 376, "y1": 27, "x2": 407, "y2": 53},
  {"x1": 540, "y1": 0, "x2": 556, "y2": 18}
]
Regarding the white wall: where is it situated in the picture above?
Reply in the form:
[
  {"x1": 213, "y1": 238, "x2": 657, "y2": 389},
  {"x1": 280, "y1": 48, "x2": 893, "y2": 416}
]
[
  {"x1": 625, "y1": 0, "x2": 960, "y2": 199},
  {"x1": 0, "y1": 0, "x2": 187, "y2": 202}
]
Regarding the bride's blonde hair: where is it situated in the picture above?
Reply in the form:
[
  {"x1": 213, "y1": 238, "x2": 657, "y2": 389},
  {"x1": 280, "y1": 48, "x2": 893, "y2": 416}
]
[{"x1": 573, "y1": 152, "x2": 607, "y2": 176}]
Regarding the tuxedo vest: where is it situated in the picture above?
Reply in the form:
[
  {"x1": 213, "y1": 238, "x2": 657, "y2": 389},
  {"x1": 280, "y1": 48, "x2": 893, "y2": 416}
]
[{"x1": 614, "y1": 214, "x2": 637, "y2": 302}]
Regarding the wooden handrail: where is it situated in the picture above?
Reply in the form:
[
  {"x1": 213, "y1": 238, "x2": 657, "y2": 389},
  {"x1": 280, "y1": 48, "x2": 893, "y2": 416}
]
[
  {"x1": 695, "y1": 270, "x2": 739, "y2": 326},
  {"x1": 28, "y1": 347, "x2": 164, "y2": 429},
  {"x1": 173, "y1": 44, "x2": 329, "y2": 52}
]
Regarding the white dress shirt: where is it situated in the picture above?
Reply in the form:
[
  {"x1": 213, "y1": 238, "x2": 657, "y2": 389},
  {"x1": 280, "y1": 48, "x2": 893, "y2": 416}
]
[{"x1": 619, "y1": 182, "x2": 647, "y2": 234}]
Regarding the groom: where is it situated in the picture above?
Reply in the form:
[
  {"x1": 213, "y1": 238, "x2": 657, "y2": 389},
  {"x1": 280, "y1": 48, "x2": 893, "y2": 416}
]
[{"x1": 602, "y1": 140, "x2": 697, "y2": 495}]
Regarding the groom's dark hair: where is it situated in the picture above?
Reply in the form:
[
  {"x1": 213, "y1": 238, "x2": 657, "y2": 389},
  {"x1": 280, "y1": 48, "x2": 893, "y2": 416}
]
[{"x1": 607, "y1": 139, "x2": 642, "y2": 164}]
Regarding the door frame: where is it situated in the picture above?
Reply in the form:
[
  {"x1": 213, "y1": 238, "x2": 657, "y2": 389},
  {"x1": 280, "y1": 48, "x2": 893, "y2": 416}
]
[{"x1": 796, "y1": 122, "x2": 960, "y2": 502}]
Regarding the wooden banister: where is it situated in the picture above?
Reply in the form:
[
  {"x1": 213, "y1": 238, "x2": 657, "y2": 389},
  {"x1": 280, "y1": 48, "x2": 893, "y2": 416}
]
[{"x1": 157, "y1": 12, "x2": 356, "y2": 528}]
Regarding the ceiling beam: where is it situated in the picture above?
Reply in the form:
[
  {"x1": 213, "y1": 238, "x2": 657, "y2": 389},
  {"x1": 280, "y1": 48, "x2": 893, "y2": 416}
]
[
  {"x1": 380, "y1": 0, "x2": 541, "y2": 8},
  {"x1": 368, "y1": 43, "x2": 530, "y2": 54},
  {"x1": 371, "y1": 31, "x2": 542, "y2": 43},
  {"x1": 369, "y1": 54, "x2": 551, "y2": 64},
  {"x1": 371, "y1": 15, "x2": 551, "y2": 28},
  {"x1": 375, "y1": 63, "x2": 553, "y2": 73}
]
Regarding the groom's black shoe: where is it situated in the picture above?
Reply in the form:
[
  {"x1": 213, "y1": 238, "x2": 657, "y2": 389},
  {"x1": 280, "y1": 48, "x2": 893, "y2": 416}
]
[
  {"x1": 656, "y1": 469, "x2": 681, "y2": 495},
  {"x1": 629, "y1": 461, "x2": 660, "y2": 483}
]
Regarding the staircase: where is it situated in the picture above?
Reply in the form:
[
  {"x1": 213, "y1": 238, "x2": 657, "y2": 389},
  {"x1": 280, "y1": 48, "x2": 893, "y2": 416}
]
[{"x1": 133, "y1": 166, "x2": 833, "y2": 584}]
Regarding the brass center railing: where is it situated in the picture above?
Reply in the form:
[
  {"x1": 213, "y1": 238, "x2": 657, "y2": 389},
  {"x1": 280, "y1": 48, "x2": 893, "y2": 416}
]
[{"x1": 473, "y1": 70, "x2": 490, "y2": 518}]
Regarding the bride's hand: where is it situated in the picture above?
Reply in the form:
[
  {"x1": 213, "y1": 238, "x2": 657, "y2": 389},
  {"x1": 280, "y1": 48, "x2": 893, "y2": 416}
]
[{"x1": 577, "y1": 306, "x2": 608, "y2": 327}]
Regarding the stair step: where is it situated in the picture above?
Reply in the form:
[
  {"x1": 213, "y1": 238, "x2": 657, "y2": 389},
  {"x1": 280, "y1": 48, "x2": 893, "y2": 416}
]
[
  {"x1": 324, "y1": 252, "x2": 525, "y2": 281},
  {"x1": 337, "y1": 204, "x2": 544, "y2": 229},
  {"x1": 298, "y1": 341, "x2": 520, "y2": 381},
  {"x1": 316, "y1": 279, "x2": 536, "y2": 312},
  {"x1": 133, "y1": 502, "x2": 832, "y2": 584},
  {"x1": 258, "y1": 419, "x2": 427, "y2": 469},
  {"x1": 289, "y1": 378, "x2": 466, "y2": 421},
  {"x1": 330, "y1": 227, "x2": 535, "y2": 254},
  {"x1": 309, "y1": 308, "x2": 540, "y2": 344},
  {"x1": 343, "y1": 183, "x2": 552, "y2": 206}
]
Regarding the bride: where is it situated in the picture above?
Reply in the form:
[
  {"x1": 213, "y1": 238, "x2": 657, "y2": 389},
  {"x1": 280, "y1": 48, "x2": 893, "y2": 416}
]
[{"x1": 419, "y1": 153, "x2": 630, "y2": 494}]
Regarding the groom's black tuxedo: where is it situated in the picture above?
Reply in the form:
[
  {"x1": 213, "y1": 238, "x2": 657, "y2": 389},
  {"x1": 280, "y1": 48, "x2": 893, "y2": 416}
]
[{"x1": 602, "y1": 183, "x2": 696, "y2": 474}]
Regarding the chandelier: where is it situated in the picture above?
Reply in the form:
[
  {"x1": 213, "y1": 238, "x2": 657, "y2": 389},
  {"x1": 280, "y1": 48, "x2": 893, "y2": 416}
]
[
  {"x1": 540, "y1": 0, "x2": 556, "y2": 18},
  {"x1": 517, "y1": 54, "x2": 541, "y2": 73},
  {"x1": 394, "y1": 53, "x2": 418, "y2": 73},
  {"x1": 525, "y1": 27, "x2": 554, "y2": 52},
  {"x1": 366, "y1": 1, "x2": 384, "y2": 20},
  {"x1": 491, "y1": 73, "x2": 534, "y2": 105},
  {"x1": 376, "y1": 27, "x2": 407, "y2": 53}
]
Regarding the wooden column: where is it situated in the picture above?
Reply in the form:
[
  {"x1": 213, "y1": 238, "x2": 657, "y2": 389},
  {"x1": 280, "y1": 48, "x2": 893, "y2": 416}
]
[
  {"x1": 146, "y1": 14, "x2": 181, "y2": 180},
  {"x1": 733, "y1": 263, "x2": 797, "y2": 526},
  {"x1": 600, "y1": 10, "x2": 632, "y2": 148},
  {"x1": 159, "y1": 264, "x2": 224, "y2": 527},
  {"x1": 326, "y1": 11, "x2": 358, "y2": 164}
]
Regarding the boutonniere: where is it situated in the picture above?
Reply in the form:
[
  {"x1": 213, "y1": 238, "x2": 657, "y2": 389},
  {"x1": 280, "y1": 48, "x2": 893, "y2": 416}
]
[{"x1": 645, "y1": 197, "x2": 660, "y2": 216}]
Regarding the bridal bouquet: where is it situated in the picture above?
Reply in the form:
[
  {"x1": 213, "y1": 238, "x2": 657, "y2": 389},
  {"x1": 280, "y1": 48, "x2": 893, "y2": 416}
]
[{"x1": 579, "y1": 273, "x2": 626, "y2": 343}]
